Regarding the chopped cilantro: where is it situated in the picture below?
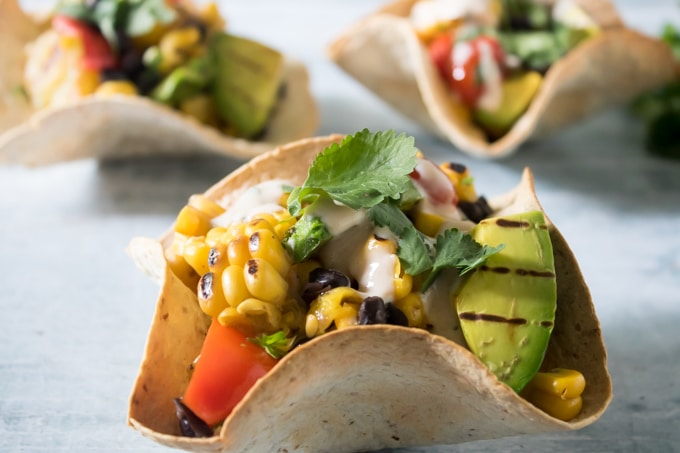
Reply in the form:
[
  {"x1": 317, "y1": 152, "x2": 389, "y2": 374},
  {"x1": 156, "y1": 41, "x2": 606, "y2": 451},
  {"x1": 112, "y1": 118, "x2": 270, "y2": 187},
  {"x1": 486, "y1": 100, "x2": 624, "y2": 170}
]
[
  {"x1": 287, "y1": 129, "x2": 419, "y2": 216},
  {"x1": 283, "y1": 215, "x2": 332, "y2": 263},
  {"x1": 420, "y1": 229, "x2": 505, "y2": 291},
  {"x1": 248, "y1": 331, "x2": 292, "y2": 359}
]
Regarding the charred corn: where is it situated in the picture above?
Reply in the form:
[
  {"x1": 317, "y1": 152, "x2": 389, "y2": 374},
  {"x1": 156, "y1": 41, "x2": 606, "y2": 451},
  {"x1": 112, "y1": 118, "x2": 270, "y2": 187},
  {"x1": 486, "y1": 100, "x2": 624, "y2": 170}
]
[{"x1": 524, "y1": 368, "x2": 586, "y2": 421}]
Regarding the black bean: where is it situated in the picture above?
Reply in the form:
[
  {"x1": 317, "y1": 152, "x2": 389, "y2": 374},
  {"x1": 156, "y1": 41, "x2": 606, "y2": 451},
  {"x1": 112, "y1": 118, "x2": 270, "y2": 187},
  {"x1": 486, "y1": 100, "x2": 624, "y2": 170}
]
[
  {"x1": 302, "y1": 268, "x2": 352, "y2": 303},
  {"x1": 386, "y1": 303, "x2": 409, "y2": 327},
  {"x1": 358, "y1": 296, "x2": 387, "y2": 325},
  {"x1": 458, "y1": 196, "x2": 493, "y2": 223},
  {"x1": 174, "y1": 398, "x2": 213, "y2": 438}
]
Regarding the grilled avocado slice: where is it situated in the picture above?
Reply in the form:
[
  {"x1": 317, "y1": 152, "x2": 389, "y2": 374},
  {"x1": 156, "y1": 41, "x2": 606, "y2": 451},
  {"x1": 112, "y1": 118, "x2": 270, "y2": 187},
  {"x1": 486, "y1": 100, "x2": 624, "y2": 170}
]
[
  {"x1": 209, "y1": 33, "x2": 284, "y2": 139},
  {"x1": 454, "y1": 210, "x2": 556, "y2": 392}
]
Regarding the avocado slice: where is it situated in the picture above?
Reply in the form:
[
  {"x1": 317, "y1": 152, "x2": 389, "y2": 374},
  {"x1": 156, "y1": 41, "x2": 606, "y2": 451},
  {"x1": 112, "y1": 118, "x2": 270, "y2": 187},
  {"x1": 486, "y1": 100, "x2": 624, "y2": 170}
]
[
  {"x1": 453, "y1": 210, "x2": 556, "y2": 393},
  {"x1": 209, "y1": 32, "x2": 284, "y2": 139},
  {"x1": 473, "y1": 71, "x2": 543, "y2": 139}
]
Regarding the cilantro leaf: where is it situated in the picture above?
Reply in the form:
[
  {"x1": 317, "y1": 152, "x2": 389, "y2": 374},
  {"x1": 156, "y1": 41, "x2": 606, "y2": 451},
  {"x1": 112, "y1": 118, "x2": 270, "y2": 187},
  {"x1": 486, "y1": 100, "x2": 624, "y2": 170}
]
[
  {"x1": 367, "y1": 202, "x2": 433, "y2": 276},
  {"x1": 283, "y1": 215, "x2": 332, "y2": 263},
  {"x1": 248, "y1": 331, "x2": 292, "y2": 359},
  {"x1": 287, "y1": 129, "x2": 418, "y2": 216},
  {"x1": 420, "y1": 228, "x2": 505, "y2": 291}
]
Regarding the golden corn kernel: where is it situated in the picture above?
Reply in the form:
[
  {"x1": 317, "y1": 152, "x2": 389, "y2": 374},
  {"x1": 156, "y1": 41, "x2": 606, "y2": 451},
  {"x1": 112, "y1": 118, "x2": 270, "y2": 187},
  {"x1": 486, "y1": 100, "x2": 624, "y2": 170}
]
[
  {"x1": 221, "y1": 264, "x2": 250, "y2": 307},
  {"x1": 292, "y1": 260, "x2": 321, "y2": 292},
  {"x1": 440, "y1": 162, "x2": 478, "y2": 203},
  {"x1": 227, "y1": 234, "x2": 251, "y2": 267},
  {"x1": 528, "y1": 368, "x2": 586, "y2": 399},
  {"x1": 414, "y1": 210, "x2": 444, "y2": 237},
  {"x1": 249, "y1": 229, "x2": 291, "y2": 277},
  {"x1": 165, "y1": 233, "x2": 199, "y2": 289},
  {"x1": 305, "y1": 314, "x2": 319, "y2": 338},
  {"x1": 182, "y1": 235, "x2": 211, "y2": 275},
  {"x1": 244, "y1": 217, "x2": 275, "y2": 236},
  {"x1": 208, "y1": 243, "x2": 229, "y2": 273},
  {"x1": 394, "y1": 293, "x2": 425, "y2": 328},
  {"x1": 199, "y1": 2, "x2": 226, "y2": 31},
  {"x1": 393, "y1": 272, "x2": 413, "y2": 302},
  {"x1": 188, "y1": 194, "x2": 225, "y2": 218},
  {"x1": 175, "y1": 205, "x2": 212, "y2": 237},
  {"x1": 236, "y1": 298, "x2": 282, "y2": 333},
  {"x1": 217, "y1": 306, "x2": 257, "y2": 334},
  {"x1": 94, "y1": 80, "x2": 137, "y2": 97},
  {"x1": 205, "y1": 226, "x2": 228, "y2": 248},
  {"x1": 159, "y1": 27, "x2": 202, "y2": 73},
  {"x1": 243, "y1": 258, "x2": 288, "y2": 304},
  {"x1": 197, "y1": 272, "x2": 228, "y2": 318},
  {"x1": 527, "y1": 391, "x2": 583, "y2": 421}
]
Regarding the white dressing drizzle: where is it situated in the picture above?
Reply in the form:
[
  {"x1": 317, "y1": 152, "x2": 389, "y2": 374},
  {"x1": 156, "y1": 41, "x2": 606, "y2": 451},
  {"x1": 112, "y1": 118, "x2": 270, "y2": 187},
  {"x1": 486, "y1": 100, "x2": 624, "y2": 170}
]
[
  {"x1": 410, "y1": 0, "x2": 497, "y2": 33},
  {"x1": 474, "y1": 39, "x2": 504, "y2": 111},
  {"x1": 212, "y1": 179, "x2": 290, "y2": 227}
]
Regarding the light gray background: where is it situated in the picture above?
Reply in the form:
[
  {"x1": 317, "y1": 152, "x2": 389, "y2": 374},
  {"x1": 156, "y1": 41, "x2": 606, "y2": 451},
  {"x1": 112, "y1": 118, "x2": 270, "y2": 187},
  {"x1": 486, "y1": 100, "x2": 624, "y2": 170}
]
[{"x1": 2, "y1": 1, "x2": 679, "y2": 451}]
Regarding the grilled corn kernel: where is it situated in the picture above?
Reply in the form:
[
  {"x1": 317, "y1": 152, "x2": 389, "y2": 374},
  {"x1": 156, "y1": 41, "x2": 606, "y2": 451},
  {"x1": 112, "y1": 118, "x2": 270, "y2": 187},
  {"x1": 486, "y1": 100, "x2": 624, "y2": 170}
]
[
  {"x1": 244, "y1": 217, "x2": 275, "y2": 236},
  {"x1": 217, "y1": 306, "x2": 258, "y2": 335},
  {"x1": 529, "y1": 368, "x2": 586, "y2": 399},
  {"x1": 524, "y1": 368, "x2": 586, "y2": 421},
  {"x1": 175, "y1": 205, "x2": 212, "y2": 237},
  {"x1": 527, "y1": 391, "x2": 583, "y2": 421},
  {"x1": 440, "y1": 162, "x2": 478, "y2": 203},
  {"x1": 205, "y1": 227, "x2": 228, "y2": 248},
  {"x1": 165, "y1": 233, "x2": 199, "y2": 288},
  {"x1": 197, "y1": 272, "x2": 228, "y2": 317},
  {"x1": 244, "y1": 258, "x2": 288, "y2": 304},
  {"x1": 208, "y1": 243, "x2": 229, "y2": 273},
  {"x1": 221, "y1": 264, "x2": 250, "y2": 307},
  {"x1": 159, "y1": 27, "x2": 202, "y2": 73},
  {"x1": 249, "y1": 229, "x2": 291, "y2": 277},
  {"x1": 227, "y1": 234, "x2": 251, "y2": 267},
  {"x1": 394, "y1": 292, "x2": 425, "y2": 328},
  {"x1": 95, "y1": 80, "x2": 138, "y2": 97},
  {"x1": 182, "y1": 235, "x2": 211, "y2": 275},
  {"x1": 236, "y1": 298, "x2": 283, "y2": 333},
  {"x1": 188, "y1": 194, "x2": 225, "y2": 218},
  {"x1": 273, "y1": 216, "x2": 296, "y2": 241}
]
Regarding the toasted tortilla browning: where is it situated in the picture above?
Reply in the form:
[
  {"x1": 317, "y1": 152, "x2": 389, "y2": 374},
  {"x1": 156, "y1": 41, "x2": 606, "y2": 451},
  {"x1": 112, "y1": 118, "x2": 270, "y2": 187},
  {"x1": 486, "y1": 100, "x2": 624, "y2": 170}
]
[{"x1": 127, "y1": 135, "x2": 611, "y2": 451}]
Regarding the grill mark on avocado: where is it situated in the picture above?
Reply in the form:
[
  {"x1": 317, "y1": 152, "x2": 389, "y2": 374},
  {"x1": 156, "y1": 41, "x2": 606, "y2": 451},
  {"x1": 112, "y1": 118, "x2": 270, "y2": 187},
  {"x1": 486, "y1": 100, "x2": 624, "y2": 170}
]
[
  {"x1": 459, "y1": 312, "x2": 528, "y2": 325},
  {"x1": 495, "y1": 218, "x2": 530, "y2": 228},
  {"x1": 480, "y1": 265, "x2": 556, "y2": 278}
]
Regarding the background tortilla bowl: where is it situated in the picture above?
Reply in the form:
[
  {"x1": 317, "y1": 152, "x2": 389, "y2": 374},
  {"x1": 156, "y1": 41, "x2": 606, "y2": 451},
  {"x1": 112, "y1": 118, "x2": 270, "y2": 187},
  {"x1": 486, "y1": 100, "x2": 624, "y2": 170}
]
[
  {"x1": 126, "y1": 135, "x2": 612, "y2": 452},
  {"x1": 327, "y1": 0, "x2": 676, "y2": 158},
  {"x1": 0, "y1": 0, "x2": 319, "y2": 166}
]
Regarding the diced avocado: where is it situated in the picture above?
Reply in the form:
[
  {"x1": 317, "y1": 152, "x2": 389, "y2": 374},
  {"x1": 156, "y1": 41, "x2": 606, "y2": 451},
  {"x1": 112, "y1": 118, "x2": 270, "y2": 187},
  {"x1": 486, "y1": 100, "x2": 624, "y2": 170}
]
[
  {"x1": 150, "y1": 55, "x2": 214, "y2": 106},
  {"x1": 209, "y1": 32, "x2": 284, "y2": 139},
  {"x1": 453, "y1": 210, "x2": 556, "y2": 393},
  {"x1": 473, "y1": 71, "x2": 543, "y2": 139}
]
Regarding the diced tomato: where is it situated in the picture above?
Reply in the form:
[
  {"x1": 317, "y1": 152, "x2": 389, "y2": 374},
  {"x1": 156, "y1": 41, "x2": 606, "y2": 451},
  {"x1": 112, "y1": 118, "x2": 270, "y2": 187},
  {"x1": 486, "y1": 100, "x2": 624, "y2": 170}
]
[
  {"x1": 428, "y1": 32, "x2": 505, "y2": 108},
  {"x1": 181, "y1": 320, "x2": 278, "y2": 427},
  {"x1": 52, "y1": 15, "x2": 117, "y2": 71}
]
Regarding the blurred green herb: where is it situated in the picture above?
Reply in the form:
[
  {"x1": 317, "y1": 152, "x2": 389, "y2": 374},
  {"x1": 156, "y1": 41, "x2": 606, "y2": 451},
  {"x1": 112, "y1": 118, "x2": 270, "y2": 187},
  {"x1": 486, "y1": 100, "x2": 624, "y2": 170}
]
[{"x1": 630, "y1": 17, "x2": 680, "y2": 159}]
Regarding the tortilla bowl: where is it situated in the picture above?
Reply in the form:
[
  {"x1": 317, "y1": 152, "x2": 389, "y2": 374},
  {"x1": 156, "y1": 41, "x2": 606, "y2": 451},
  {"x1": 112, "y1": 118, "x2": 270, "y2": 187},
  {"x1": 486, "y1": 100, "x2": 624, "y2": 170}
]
[
  {"x1": 0, "y1": 0, "x2": 318, "y2": 166},
  {"x1": 327, "y1": 0, "x2": 676, "y2": 158},
  {"x1": 126, "y1": 134, "x2": 612, "y2": 451}
]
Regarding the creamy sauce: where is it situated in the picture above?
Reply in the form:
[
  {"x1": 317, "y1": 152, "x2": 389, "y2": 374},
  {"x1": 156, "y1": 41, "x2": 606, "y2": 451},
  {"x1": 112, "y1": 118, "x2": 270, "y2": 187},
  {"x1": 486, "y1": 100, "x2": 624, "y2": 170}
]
[
  {"x1": 305, "y1": 197, "x2": 366, "y2": 237},
  {"x1": 212, "y1": 179, "x2": 290, "y2": 227},
  {"x1": 475, "y1": 40, "x2": 503, "y2": 111},
  {"x1": 411, "y1": 159, "x2": 466, "y2": 234}
]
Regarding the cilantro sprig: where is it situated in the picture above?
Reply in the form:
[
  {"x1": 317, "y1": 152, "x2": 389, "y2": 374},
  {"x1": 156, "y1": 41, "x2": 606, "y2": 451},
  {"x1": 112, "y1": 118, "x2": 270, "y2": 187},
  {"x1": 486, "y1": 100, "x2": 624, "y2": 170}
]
[
  {"x1": 248, "y1": 331, "x2": 293, "y2": 359},
  {"x1": 286, "y1": 129, "x2": 503, "y2": 291},
  {"x1": 287, "y1": 129, "x2": 419, "y2": 216}
]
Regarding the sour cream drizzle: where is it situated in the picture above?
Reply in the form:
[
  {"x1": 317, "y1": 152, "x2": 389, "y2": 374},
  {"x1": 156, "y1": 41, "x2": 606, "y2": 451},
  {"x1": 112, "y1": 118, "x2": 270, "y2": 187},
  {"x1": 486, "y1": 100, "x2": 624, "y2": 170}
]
[{"x1": 212, "y1": 179, "x2": 290, "y2": 227}]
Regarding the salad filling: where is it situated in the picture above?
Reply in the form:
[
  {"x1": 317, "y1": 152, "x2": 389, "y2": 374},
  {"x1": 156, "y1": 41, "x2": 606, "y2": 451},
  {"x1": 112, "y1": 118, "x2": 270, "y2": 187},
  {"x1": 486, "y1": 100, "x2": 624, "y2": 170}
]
[
  {"x1": 22, "y1": 0, "x2": 285, "y2": 139},
  {"x1": 413, "y1": 0, "x2": 599, "y2": 139},
  {"x1": 163, "y1": 130, "x2": 587, "y2": 436}
]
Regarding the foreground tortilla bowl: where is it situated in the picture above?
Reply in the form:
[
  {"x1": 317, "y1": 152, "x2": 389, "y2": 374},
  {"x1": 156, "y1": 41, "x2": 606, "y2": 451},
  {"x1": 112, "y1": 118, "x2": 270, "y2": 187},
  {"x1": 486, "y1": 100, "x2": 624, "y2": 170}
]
[
  {"x1": 328, "y1": 0, "x2": 676, "y2": 158},
  {"x1": 127, "y1": 135, "x2": 612, "y2": 451},
  {"x1": 0, "y1": 0, "x2": 318, "y2": 166}
]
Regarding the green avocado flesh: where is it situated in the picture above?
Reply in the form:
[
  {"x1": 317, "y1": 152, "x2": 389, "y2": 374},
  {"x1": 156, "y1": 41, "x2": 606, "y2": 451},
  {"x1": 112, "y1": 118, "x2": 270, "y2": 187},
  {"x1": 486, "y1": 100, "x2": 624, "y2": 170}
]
[
  {"x1": 454, "y1": 210, "x2": 556, "y2": 393},
  {"x1": 210, "y1": 33, "x2": 284, "y2": 139},
  {"x1": 473, "y1": 71, "x2": 543, "y2": 139}
]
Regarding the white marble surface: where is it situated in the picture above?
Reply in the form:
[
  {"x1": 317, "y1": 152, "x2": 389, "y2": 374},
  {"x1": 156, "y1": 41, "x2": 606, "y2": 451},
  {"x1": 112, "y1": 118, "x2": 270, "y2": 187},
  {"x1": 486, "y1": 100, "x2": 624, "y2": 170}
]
[{"x1": 2, "y1": 1, "x2": 680, "y2": 452}]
